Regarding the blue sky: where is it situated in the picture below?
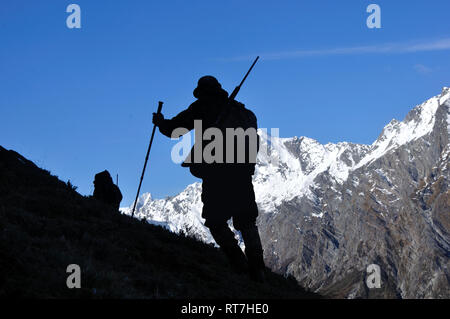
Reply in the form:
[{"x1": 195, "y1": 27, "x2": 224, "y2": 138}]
[{"x1": 1, "y1": 1, "x2": 449, "y2": 206}]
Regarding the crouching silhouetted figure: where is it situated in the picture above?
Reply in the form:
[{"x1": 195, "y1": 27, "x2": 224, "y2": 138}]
[{"x1": 93, "y1": 170, "x2": 122, "y2": 210}]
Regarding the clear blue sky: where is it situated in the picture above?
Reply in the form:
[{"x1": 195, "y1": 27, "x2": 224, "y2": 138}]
[{"x1": 1, "y1": 1, "x2": 449, "y2": 206}]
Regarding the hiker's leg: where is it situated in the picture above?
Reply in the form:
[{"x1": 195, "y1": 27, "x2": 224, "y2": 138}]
[
  {"x1": 234, "y1": 202, "x2": 266, "y2": 282},
  {"x1": 240, "y1": 223, "x2": 265, "y2": 269},
  {"x1": 201, "y1": 178, "x2": 248, "y2": 274},
  {"x1": 208, "y1": 222, "x2": 248, "y2": 274}
]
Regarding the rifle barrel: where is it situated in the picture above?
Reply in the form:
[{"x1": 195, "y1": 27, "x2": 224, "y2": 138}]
[
  {"x1": 239, "y1": 56, "x2": 259, "y2": 88},
  {"x1": 229, "y1": 56, "x2": 259, "y2": 101}
]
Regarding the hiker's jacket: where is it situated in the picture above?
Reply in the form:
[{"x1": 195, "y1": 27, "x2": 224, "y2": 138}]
[
  {"x1": 157, "y1": 97, "x2": 227, "y2": 138},
  {"x1": 157, "y1": 96, "x2": 257, "y2": 178}
]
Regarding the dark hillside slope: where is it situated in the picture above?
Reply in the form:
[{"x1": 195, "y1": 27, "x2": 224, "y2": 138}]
[{"x1": 0, "y1": 146, "x2": 318, "y2": 299}]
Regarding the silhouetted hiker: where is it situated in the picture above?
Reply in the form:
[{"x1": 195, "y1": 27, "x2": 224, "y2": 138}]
[
  {"x1": 93, "y1": 170, "x2": 122, "y2": 210},
  {"x1": 153, "y1": 76, "x2": 266, "y2": 282}
]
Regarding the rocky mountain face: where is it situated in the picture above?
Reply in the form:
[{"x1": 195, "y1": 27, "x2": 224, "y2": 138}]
[{"x1": 122, "y1": 88, "x2": 450, "y2": 298}]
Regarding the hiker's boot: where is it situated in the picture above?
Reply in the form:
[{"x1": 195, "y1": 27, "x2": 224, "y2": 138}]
[
  {"x1": 241, "y1": 225, "x2": 266, "y2": 283},
  {"x1": 209, "y1": 225, "x2": 248, "y2": 274}
]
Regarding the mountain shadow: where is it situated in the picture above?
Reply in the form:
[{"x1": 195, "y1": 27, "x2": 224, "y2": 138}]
[{"x1": 0, "y1": 145, "x2": 319, "y2": 299}]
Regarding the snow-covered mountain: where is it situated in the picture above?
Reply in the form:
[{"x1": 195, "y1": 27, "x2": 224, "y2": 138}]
[{"x1": 122, "y1": 87, "x2": 450, "y2": 298}]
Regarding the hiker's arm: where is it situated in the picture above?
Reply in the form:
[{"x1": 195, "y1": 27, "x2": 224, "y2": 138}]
[{"x1": 153, "y1": 104, "x2": 196, "y2": 138}]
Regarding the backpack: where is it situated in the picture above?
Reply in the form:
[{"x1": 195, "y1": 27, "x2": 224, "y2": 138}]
[{"x1": 182, "y1": 100, "x2": 259, "y2": 178}]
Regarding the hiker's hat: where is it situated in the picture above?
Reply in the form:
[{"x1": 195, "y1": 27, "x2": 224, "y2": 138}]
[
  {"x1": 94, "y1": 170, "x2": 113, "y2": 184},
  {"x1": 193, "y1": 76, "x2": 228, "y2": 99}
]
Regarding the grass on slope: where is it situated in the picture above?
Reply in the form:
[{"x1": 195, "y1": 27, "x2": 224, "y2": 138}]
[{"x1": 0, "y1": 146, "x2": 319, "y2": 299}]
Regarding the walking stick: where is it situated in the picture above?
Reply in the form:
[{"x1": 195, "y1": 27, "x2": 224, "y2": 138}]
[{"x1": 131, "y1": 101, "x2": 163, "y2": 217}]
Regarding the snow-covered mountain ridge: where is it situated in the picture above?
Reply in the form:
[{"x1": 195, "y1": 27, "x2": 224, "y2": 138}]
[{"x1": 123, "y1": 87, "x2": 449, "y2": 230}]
